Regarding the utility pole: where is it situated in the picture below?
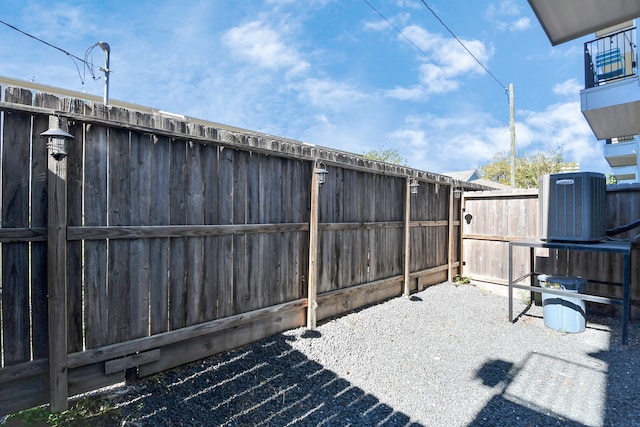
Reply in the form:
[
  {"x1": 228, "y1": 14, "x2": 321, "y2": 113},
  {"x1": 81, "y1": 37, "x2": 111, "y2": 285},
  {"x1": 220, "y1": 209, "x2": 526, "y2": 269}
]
[
  {"x1": 509, "y1": 83, "x2": 516, "y2": 189},
  {"x1": 98, "y1": 41, "x2": 110, "y2": 105}
]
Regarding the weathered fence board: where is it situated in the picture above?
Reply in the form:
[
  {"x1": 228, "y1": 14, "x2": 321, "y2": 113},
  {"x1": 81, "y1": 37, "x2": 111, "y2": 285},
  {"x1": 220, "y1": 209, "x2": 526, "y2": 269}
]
[
  {"x1": 2, "y1": 88, "x2": 33, "y2": 365},
  {"x1": 232, "y1": 150, "x2": 250, "y2": 314},
  {"x1": 0, "y1": 362, "x2": 48, "y2": 415},
  {"x1": 84, "y1": 122, "x2": 109, "y2": 349},
  {"x1": 169, "y1": 138, "x2": 188, "y2": 330},
  {"x1": 61, "y1": 102, "x2": 84, "y2": 353},
  {"x1": 216, "y1": 148, "x2": 235, "y2": 319},
  {"x1": 186, "y1": 141, "x2": 205, "y2": 327},
  {"x1": 31, "y1": 94, "x2": 54, "y2": 359},
  {"x1": 108, "y1": 115, "x2": 132, "y2": 345},
  {"x1": 202, "y1": 144, "x2": 219, "y2": 322},
  {"x1": 130, "y1": 131, "x2": 152, "y2": 338}
]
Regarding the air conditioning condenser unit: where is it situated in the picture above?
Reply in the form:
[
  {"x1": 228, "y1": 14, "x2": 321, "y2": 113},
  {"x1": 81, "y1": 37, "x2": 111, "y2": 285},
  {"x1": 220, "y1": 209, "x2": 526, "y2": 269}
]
[{"x1": 538, "y1": 172, "x2": 606, "y2": 243}]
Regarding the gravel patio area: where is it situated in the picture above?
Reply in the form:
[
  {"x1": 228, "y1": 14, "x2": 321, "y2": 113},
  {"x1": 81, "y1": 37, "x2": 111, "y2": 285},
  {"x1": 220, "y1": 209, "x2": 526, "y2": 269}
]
[{"x1": 103, "y1": 282, "x2": 640, "y2": 426}]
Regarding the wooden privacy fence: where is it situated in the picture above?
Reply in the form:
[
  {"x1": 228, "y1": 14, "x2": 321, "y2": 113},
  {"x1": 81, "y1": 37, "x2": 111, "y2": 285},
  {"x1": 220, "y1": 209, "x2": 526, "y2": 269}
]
[
  {"x1": 0, "y1": 85, "x2": 473, "y2": 414},
  {"x1": 461, "y1": 186, "x2": 640, "y2": 317}
]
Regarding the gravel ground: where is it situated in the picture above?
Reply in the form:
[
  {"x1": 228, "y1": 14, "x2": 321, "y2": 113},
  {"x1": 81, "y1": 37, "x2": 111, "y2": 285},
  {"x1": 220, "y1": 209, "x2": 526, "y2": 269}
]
[{"x1": 103, "y1": 282, "x2": 640, "y2": 426}]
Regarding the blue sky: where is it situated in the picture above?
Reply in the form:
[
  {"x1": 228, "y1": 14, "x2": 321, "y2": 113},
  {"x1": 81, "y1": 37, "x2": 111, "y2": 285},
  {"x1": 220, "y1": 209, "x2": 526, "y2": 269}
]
[{"x1": 0, "y1": 0, "x2": 610, "y2": 176}]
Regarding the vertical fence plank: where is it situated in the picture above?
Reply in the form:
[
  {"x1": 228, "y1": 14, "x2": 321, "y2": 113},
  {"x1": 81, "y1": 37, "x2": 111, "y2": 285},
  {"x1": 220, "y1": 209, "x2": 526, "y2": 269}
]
[
  {"x1": 338, "y1": 169, "x2": 352, "y2": 288},
  {"x1": 295, "y1": 160, "x2": 310, "y2": 299},
  {"x1": 354, "y1": 171, "x2": 366, "y2": 285},
  {"x1": 107, "y1": 113, "x2": 131, "y2": 344},
  {"x1": 268, "y1": 157, "x2": 284, "y2": 305},
  {"x1": 61, "y1": 99, "x2": 85, "y2": 353},
  {"x1": 279, "y1": 159, "x2": 292, "y2": 302},
  {"x1": 246, "y1": 152, "x2": 261, "y2": 311},
  {"x1": 217, "y1": 147, "x2": 234, "y2": 318},
  {"x1": 149, "y1": 135, "x2": 171, "y2": 334},
  {"x1": 186, "y1": 142, "x2": 205, "y2": 326},
  {"x1": 317, "y1": 163, "x2": 333, "y2": 293},
  {"x1": 203, "y1": 143, "x2": 219, "y2": 321},
  {"x1": 233, "y1": 151, "x2": 249, "y2": 314},
  {"x1": 169, "y1": 138, "x2": 187, "y2": 330},
  {"x1": 1, "y1": 88, "x2": 32, "y2": 365},
  {"x1": 84, "y1": 119, "x2": 109, "y2": 349},
  {"x1": 0, "y1": 85, "x2": 3, "y2": 362},
  {"x1": 130, "y1": 131, "x2": 152, "y2": 338}
]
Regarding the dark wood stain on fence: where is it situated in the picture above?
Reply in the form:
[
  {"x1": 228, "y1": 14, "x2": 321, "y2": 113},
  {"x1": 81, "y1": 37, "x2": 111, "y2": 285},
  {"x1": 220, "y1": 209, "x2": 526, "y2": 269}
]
[
  {"x1": 108, "y1": 107, "x2": 133, "y2": 345},
  {"x1": 0, "y1": 87, "x2": 475, "y2": 415},
  {"x1": 2, "y1": 88, "x2": 33, "y2": 365},
  {"x1": 31, "y1": 93, "x2": 56, "y2": 358}
]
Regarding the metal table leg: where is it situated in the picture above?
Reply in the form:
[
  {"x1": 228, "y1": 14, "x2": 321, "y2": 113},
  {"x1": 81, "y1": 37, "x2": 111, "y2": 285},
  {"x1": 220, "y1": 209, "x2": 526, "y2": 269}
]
[
  {"x1": 623, "y1": 251, "x2": 630, "y2": 346},
  {"x1": 509, "y1": 242, "x2": 514, "y2": 322}
]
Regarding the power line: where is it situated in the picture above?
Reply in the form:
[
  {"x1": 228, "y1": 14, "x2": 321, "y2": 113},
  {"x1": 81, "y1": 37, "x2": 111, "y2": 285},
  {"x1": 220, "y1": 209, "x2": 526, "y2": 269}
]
[
  {"x1": 361, "y1": 0, "x2": 444, "y2": 75},
  {"x1": 417, "y1": 0, "x2": 508, "y2": 91},
  {"x1": 0, "y1": 19, "x2": 99, "y2": 85}
]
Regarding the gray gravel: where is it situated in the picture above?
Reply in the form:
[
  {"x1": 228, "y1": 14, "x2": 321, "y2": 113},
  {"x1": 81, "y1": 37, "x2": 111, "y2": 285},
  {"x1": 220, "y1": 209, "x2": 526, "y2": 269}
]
[{"x1": 107, "y1": 282, "x2": 640, "y2": 426}]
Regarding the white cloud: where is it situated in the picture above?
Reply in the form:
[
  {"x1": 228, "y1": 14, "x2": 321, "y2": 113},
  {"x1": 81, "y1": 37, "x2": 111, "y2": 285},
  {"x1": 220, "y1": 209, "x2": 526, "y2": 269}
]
[
  {"x1": 437, "y1": 38, "x2": 490, "y2": 75},
  {"x1": 384, "y1": 85, "x2": 425, "y2": 101},
  {"x1": 293, "y1": 77, "x2": 371, "y2": 110},
  {"x1": 417, "y1": 63, "x2": 461, "y2": 94},
  {"x1": 384, "y1": 111, "x2": 508, "y2": 172},
  {"x1": 380, "y1": 97, "x2": 604, "y2": 175},
  {"x1": 266, "y1": 0, "x2": 335, "y2": 7},
  {"x1": 388, "y1": 128, "x2": 428, "y2": 148},
  {"x1": 363, "y1": 13, "x2": 410, "y2": 32},
  {"x1": 222, "y1": 21, "x2": 309, "y2": 76},
  {"x1": 552, "y1": 79, "x2": 582, "y2": 97},
  {"x1": 485, "y1": 0, "x2": 529, "y2": 32},
  {"x1": 24, "y1": 3, "x2": 96, "y2": 41},
  {"x1": 363, "y1": 19, "x2": 391, "y2": 32},
  {"x1": 511, "y1": 17, "x2": 530, "y2": 31},
  {"x1": 400, "y1": 25, "x2": 439, "y2": 52},
  {"x1": 392, "y1": 0, "x2": 420, "y2": 9},
  {"x1": 518, "y1": 102, "x2": 602, "y2": 168},
  {"x1": 385, "y1": 25, "x2": 491, "y2": 97},
  {"x1": 490, "y1": 0, "x2": 521, "y2": 17}
]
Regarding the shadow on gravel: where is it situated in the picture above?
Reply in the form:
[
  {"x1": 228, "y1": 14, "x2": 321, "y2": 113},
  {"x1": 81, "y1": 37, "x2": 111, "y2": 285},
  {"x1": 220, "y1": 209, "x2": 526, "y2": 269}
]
[
  {"x1": 113, "y1": 334, "x2": 423, "y2": 426},
  {"x1": 592, "y1": 347, "x2": 640, "y2": 425},
  {"x1": 469, "y1": 329, "x2": 640, "y2": 427},
  {"x1": 470, "y1": 354, "x2": 602, "y2": 427}
]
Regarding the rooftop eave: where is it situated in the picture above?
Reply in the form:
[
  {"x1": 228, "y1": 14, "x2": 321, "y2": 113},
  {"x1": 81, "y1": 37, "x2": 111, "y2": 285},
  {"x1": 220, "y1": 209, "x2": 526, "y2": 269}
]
[{"x1": 527, "y1": 0, "x2": 640, "y2": 45}]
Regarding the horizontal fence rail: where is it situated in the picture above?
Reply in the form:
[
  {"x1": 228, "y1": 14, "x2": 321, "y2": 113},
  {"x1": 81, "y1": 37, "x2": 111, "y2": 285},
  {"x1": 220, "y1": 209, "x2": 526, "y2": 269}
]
[{"x1": 0, "y1": 85, "x2": 473, "y2": 415}]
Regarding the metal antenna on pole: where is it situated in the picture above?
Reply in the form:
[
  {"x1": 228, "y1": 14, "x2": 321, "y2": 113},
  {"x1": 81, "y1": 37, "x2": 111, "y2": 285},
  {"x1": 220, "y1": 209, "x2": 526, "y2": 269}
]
[
  {"x1": 509, "y1": 83, "x2": 516, "y2": 189},
  {"x1": 97, "y1": 41, "x2": 110, "y2": 105}
]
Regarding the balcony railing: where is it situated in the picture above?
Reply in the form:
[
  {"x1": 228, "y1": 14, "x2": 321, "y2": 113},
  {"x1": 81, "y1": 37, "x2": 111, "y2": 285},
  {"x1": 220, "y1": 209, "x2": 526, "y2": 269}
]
[
  {"x1": 584, "y1": 27, "x2": 637, "y2": 89},
  {"x1": 606, "y1": 135, "x2": 636, "y2": 144}
]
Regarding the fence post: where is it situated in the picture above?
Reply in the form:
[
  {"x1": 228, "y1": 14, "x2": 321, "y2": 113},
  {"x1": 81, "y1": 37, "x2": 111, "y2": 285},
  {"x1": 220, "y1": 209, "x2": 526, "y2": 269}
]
[
  {"x1": 46, "y1": 116, "x2": 70, "y2": 411},
  {"x1": 448, "y1": 184, "x2": 454, "y2": 282},
  {"x1": 307, "y1": 162, "x2": 320, "y2": 329},
  {"x1": 403, "y1": 177, "x2": 411, "y2": 296}
]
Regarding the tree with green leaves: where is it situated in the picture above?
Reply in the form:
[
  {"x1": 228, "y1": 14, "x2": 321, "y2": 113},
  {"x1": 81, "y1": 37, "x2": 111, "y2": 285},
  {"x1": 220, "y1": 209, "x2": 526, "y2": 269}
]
[
  {"x1": 362, "y1": 146, "x2": 407, "y2": 165},
  {"x1": 479, "y1": 149, "x2": 577, "y2": 189}
]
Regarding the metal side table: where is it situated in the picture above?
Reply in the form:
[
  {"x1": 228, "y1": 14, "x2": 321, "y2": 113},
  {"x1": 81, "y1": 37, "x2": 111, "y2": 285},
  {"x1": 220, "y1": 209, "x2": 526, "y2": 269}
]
[{"x1": 508, "y1": 239, "x2": 632, "y2": 345}]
